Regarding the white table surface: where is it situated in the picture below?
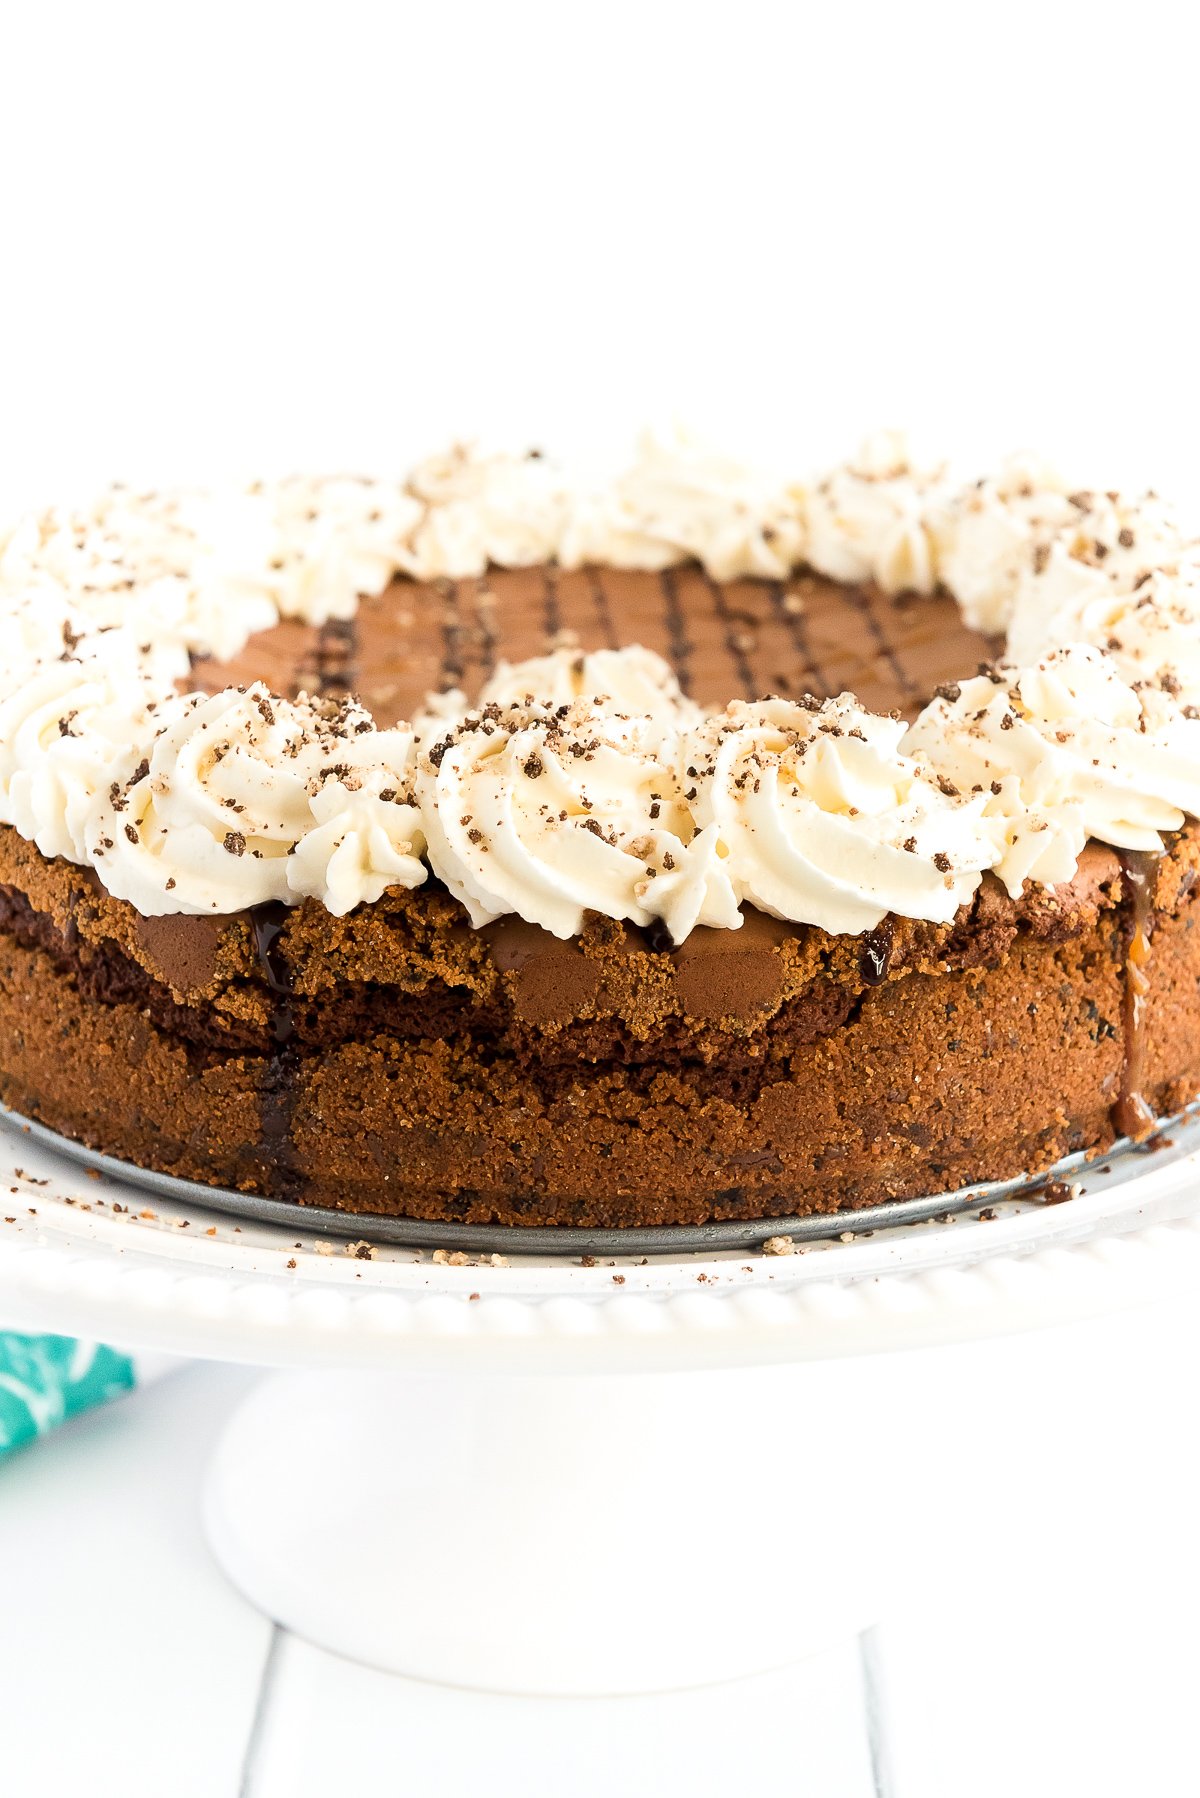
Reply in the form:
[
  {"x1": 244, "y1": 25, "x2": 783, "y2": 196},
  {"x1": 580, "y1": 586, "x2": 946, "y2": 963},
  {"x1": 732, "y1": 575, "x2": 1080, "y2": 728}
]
[{"x1": 3, "y1": 1290, "x2": 1200, "y2": 1798}]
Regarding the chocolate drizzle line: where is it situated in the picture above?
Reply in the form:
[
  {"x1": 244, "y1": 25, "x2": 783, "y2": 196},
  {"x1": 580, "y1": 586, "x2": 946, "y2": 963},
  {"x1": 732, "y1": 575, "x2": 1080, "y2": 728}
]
[
  {"x1": 469, "y1": 577, "x2": 499, "y2": 679},
  {"x1": 659, "y1": 568, "x2": 694, "y2": 697},
  {"x1": 542, "y1": 565, "x2": 562, "y2": 643},
  {"x1": 249, "y1": 900, "x2": 301, "y2": 1194},
  {"x1": 313, "y1": 615, "x2": 360, "y2": 698},
  {"x1": 588, "y1": 568, "x2": 620, "y2": 650},
  {"x1": 857, "y1": 916, "x2": 895, "y2": 986},
  {"x1": 1113, "y1": 849, "x2": 1161, "y2": 1141},
  {"x1": 703, "y1": 572, "x2": 758, "y2": 697},
  {"x1": 768, "y1": 579, "x2": 829, "y2": 699},
  {"x1": 847, "y1": 582, "x2": 915, "y2": 708},
  {"x1": 437, "y1": 578, "x2": 465, "y2": 692}
]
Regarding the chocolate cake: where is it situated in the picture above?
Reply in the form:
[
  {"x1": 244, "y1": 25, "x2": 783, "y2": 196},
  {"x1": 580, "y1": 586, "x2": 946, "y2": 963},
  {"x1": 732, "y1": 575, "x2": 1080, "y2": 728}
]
[{"x1": 2, "y1": 434, "x2": 1199, "y2": 1228}]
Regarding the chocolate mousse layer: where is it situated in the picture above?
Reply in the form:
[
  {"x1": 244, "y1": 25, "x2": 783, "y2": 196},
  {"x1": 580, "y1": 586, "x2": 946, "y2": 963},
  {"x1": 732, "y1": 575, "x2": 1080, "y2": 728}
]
[{"x1": 191, "y1": 564, "x2": 995, "y2": 721}]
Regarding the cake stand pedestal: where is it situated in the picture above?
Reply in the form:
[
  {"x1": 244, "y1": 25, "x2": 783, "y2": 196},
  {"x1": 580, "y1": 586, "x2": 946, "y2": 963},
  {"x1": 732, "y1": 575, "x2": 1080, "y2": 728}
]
[
  {"x1": 3, "y1": 1113, "x2": 1200, "y2": 1699},
  {"x1": 203, "y1": 1361, "x2": 900, "y2": 1692}
]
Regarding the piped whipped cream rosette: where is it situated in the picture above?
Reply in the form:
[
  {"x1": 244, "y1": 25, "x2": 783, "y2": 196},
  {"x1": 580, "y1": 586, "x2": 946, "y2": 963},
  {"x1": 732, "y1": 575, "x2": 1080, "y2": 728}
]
[
  {"x1": 0, "y1": 638, "x2": 178, "y2": 865},
  {"x1": 1089, "y1": 564, "x2": 1200, "y2": 709},
  {"x1": 1003, "y1": 490, "x2": 1184, "y2": 667},
  {"x1": 279, "y1": 705, "x2": 426, "y2": 916},
  {"x1": 1, "y1": 429, "x2": 1199, "y2": 931},
  {"x1": 267, "y1": 475, "x2": 425, "y2": 625},
  {"x1": 85, "y1": 684, "x2": 425, "y2": 916},
  {"x1": 395, "y1": 446, "x2": 571, "y2": 581},
  {"x1": 686, "y1": 695, "x2": 997, "y2": 935},
  {"x1": 0, "y1": 590, "x2": 189, "y2": 696},
  {"x1": 0, "y1": 592, "x2": 85, "y2": 680},
  {"x1": 0, "y1": 475, "x2": 434, "y2": 657},
  {"x1": 85, "y1": 684, "x2": 309, "y2": 914},
  {"x1": 929, "y1": 453, "x2": 1079, "y2": 634},
  {"x1": 905, "y1": 646, "x2": 1200, "y2": 896},
  {"x1": 1007, "y1": 558, "x2": 1200, "y2": 710},
  {"x1": 803, "y1": 430, "x2": 949, "y2": 597},
  {"x1": 476, "y1": 644, "x2": 705, "y2": 730},
  {"x1": 285, "y1": 768, "x2": 426, "y2": 916},
  {"x1": 937, "y1": 474, "x2": 1183, "y2": 648},
  {"x1": 416, "y1": 695, "x2": 739, "y2": 942},
  {"x1": 0, "y1": 488, "x2": 281, "y2": 662},
  {"x1": 558, "y1": 428, "x2": 807, "y2": 582}
]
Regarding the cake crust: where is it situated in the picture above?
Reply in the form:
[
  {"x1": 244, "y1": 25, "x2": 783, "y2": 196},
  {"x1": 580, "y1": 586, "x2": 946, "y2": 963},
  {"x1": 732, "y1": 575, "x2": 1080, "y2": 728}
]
[{"x1": 3, "y1": 817, "x2": 1197, "y2": 1226}]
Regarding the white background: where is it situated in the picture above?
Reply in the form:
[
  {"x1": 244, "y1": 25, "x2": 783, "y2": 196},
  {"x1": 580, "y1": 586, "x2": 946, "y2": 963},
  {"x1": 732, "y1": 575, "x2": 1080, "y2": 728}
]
[
  {"x1": 4, "y1": 5, "x2": 1200, "y2": 1793},
  {"x1": 4, "y1": 5, "x2": 1200, "y2": 504}
]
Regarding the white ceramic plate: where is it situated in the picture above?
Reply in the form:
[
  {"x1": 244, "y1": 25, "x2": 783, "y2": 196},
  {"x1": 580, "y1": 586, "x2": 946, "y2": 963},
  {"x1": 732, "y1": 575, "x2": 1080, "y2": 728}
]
[{"x1": 3, "y1": 1105, "x2": 1200, "y2": 1372}]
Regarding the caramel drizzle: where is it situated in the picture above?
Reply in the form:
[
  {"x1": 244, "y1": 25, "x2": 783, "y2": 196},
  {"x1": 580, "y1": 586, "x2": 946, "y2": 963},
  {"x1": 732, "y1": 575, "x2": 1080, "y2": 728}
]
[
  {"x1": 249, "y1": 901, "x2": 301, "y2": 1194},
  {"x1": 1113, "y1": 850, "x2": 1160, "y2": 1142}
]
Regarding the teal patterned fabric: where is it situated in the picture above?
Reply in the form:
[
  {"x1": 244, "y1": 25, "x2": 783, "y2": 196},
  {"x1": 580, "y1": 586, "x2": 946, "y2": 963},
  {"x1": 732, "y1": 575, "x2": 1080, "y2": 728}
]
[{"x1": 0, "y1": 1334, "x2": 136, "y2": 1455}]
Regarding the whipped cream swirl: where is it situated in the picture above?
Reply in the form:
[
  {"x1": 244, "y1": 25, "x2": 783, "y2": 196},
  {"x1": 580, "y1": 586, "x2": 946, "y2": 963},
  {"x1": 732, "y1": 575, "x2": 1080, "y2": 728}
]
[
  {"x1": 906, "y1": 646, "x2": 1200, "y2": 894},
  {"x1": 930, "y1": 454, "x2": 1076, "y2": 634},
  {"x1": 1064, "y1": 563, "x2": 1200, "y2": 710},
  {"x1": 559, "y1": 428, "x2": 807, "y2": 582},
  {"x1": 396, "y1": 447, "x2": 570, "y2": 580},
  {"x1": 803, "y1": 431, "x2": 948, "y2": 596},
  {"x1": 86, "y1": 685, "x2": 426, "y2": 916},
  {"x1": 0, "y1": 642, "x2": 175, "y2": 865},
  {"x1": 2, "y1": 430, "x2": 1199, "y2": 933},
  {"x1": 268, "y1": 476, "x2": 425, "y2": 625},
  {"x1": 477, "y1": 644, "x2": 702, "y2": 729},
  {"x1": 0, "y1": 488, "x2": 281, "y2": 662},
  {"x1": 689, "y1": 695, "x2": 996, "y2": 934},
  {"x1": 417, "y1": 696, "x2": 737, "y2": 942},
  {"x1": 1003, "y1": 489, "x2": 1184, "y2": 665}
]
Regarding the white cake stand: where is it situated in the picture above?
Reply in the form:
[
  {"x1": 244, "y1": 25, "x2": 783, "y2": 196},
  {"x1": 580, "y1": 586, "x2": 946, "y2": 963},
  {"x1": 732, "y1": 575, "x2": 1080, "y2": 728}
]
[{"x1": 3, "y1": 1112, "x2": 1200, "y2": 1698}]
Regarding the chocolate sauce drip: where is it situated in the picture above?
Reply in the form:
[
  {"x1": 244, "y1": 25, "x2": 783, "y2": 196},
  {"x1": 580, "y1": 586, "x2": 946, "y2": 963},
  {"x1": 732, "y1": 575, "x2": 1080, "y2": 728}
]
[
  {"x1": 642, "y1": 918, "x2": 676, "y2": 956},
  {"x1": 249, "y1": 900, "x2": 301, "y2": 1192},
  {"x1": 857, "y1": 917, "x2": 896, "y2": 986},
  {"x1": 313, "y1": 614, "x2": 360, "y2": 698},
  {"x1": 659, "y1": 569, "x2": 694, "y2": 696},
  {"x1": 1113, "y1": 849, "x2": 1160, "y2": 1141}
]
